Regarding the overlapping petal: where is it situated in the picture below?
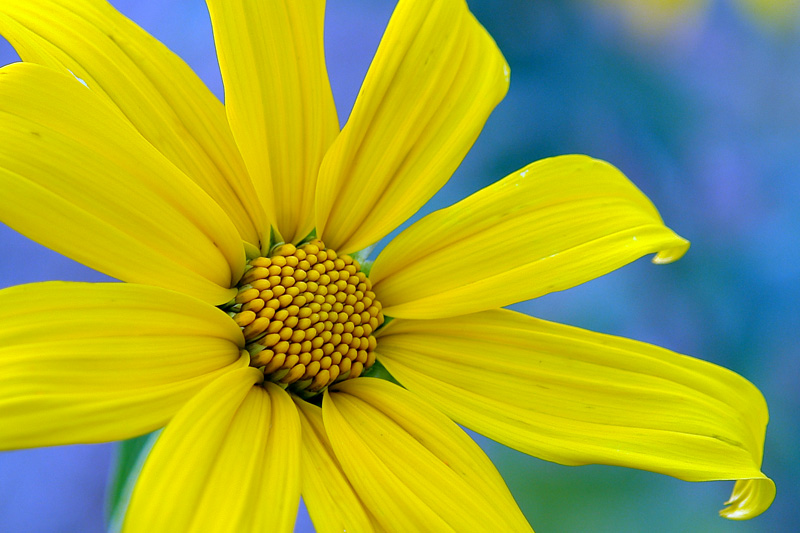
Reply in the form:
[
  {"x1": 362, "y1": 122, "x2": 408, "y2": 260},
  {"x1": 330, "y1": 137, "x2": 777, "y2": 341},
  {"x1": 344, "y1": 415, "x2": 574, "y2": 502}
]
[
  {"x1": 294, "y1": 399, "x2": 382, "y2": 533},
  {"x1": 0, "y1": 62, "x2": 244, "y2": 304},
  {"x1": 371, "y1": 155, "x2": 690, "y2": 319},
  {"x1": 206, "y1": 0, "x2": 339, "y2": 245},
  {"x1": 0, "y1": 282, "x2": 247, "y2": 450},
  {"x1": 0, "y1": 0, "x2": 265, "y2": 245},
  {"x1": 125, "y1": 370, "x2": 302, "y2": 532},
  {"x1": 323, "y1": 378, "x2": 532, "y2": 532},
  {"x1": 315, "y1": 0, "x2": 509, "y2": 254},
  {"x1": 376, "y1": 309, "x2": 774, "y2": 519}
]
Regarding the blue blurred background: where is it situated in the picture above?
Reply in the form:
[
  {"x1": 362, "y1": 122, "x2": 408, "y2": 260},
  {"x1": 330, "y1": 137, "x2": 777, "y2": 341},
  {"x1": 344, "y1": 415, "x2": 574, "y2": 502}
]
[{"x1": 1, "y1": 0, "x2": 797, "y2": 531}]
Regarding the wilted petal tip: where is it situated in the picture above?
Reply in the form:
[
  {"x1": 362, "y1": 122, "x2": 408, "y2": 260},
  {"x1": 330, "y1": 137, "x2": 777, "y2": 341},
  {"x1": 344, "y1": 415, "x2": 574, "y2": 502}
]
[{"x1": 719, "y1": 477, "x2": 775, "y2": 520}]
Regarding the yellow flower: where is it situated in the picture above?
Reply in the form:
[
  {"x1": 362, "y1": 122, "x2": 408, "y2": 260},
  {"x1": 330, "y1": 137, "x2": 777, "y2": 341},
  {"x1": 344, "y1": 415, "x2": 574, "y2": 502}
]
[
  {"x1": 0, "y1": 0, "x2": 774, "y2": 530},
  {"x1": 594, "y1": 0, "x2": 799, "y2": 33}
]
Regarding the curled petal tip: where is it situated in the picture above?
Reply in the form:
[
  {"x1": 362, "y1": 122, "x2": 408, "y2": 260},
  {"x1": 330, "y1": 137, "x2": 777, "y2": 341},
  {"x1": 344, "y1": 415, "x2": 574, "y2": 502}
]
[
  {"x1": 719, "y1": 478, "x2": 776, "y2": 520},
  {"x1": 652, "y1": 238, "x2": 690, "y2": 264}
]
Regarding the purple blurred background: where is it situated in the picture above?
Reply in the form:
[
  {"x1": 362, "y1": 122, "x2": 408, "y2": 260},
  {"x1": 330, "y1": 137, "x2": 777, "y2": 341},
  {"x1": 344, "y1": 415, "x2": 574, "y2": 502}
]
[{"x1": 1, "y1": 0, "x2": 798, "y2": 531}]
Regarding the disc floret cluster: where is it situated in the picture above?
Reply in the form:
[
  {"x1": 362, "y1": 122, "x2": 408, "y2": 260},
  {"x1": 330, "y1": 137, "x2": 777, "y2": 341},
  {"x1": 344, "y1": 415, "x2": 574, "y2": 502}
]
[{"x1": 226, "y1": 239, "x2": 384, "y2": 398}]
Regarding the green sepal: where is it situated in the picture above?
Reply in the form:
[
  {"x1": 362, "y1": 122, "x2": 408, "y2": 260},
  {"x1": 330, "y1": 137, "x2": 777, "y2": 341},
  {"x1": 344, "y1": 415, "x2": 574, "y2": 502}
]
[
  {"x1": 362, "y1": 358, "x2": 400, "y2": 386},
  {"x1": 243, "y1": 240, "x2": 261, "y2": 260},
  {"x1": 351, "y1": 244, "x2": 375, "y2": 266},
  {"x1": 106, "y1": 430, "x2": 161, "y2": 532},
  {"x1": 261, "y1": 225, "x2": 284, "y2": 256}
]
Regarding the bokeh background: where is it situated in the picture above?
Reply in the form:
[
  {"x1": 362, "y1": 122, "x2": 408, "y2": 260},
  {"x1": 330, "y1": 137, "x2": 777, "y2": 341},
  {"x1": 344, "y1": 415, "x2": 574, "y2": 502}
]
[{"x1": 1, "y1": 0, "x2": 798, "y2": 531}]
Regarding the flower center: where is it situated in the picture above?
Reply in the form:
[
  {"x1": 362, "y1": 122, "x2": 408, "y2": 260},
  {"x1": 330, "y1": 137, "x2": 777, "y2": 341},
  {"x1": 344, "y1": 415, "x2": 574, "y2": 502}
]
[{"x1": 229, "y1": 239, "x2": 384, "y2": 399}]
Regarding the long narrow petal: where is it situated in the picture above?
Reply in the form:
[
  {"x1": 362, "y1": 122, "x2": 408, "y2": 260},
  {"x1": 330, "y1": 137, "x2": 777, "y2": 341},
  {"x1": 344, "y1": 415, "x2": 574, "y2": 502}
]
[
  {"x1": 0, "y1": 62, "x2": 243, "y2": 304},
  {"x1": 206, "y1": 0, "x2": 339, "y2": 244},
  {"x1": 0, "y1": 282, "x2": 247, "y2": 451},
  {"x1": 294, "y1": 399, "x2": 381, "y2": 533},
  {"x1": 315, "y1": 0, "x2": 509, "y2": 254},
  {"x1": 376, "y1": 310, "x2": 775, "y2": 519},
  {"x1": 246, "y1": 384, "x2": 303, "y2": 532},
  {"x1": 323, "y1": 378, "x2": 532, "y2": 532},
  {"x1": 0, "y1": 0, "x2": 265, "y2": 245},
  {"x1": 371, "y1": 155, "x2": 690, "y2": 319},
  {"x1": 124, "y1": 373, "x2": 301, "y2": 533}
]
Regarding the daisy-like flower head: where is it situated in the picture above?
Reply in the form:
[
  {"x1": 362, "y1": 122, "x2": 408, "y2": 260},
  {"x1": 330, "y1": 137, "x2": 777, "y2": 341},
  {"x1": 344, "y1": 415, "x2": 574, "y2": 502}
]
[
  {"x1": 597, "y1": 0, "x2": 799, "y2": 34},
  {"x1": 0, "y1": 0, "x2": 775, "y2": 530}
]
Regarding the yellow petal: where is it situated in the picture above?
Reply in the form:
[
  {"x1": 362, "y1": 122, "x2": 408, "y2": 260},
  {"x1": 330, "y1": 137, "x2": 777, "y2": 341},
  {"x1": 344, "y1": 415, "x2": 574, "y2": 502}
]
[
  {"x1": 206, "y1": 0, "x2": 339, "y2": 245},
  {"x1": 0, "y1": 281, "x2": 247, "y2": 451},
  {"x1": 0, "y1": 62, "x2": 243, "y2": 305},
  {"x1": 124, "y1": 373, "x2": 301, "y2": 533},
  {"x1": 294, "y1": 399, "x2": 381, "y2": 533},
  {"x1": 0, "y1": 0, "x2": 265, "y2": 245},
  {"x1": 247, "y1": 383, "x2": 303, "y2": 532},
  {"x1": 315, "y1": 0, "x2": 509, "y2": 254},
  {"x1": 371, "y1": 155, "x2": 690, "y2": 319},
  {"x1": 721, "y1": 478, "x2": 776, "y2": 520},
  {"x1": 376, "y1": 309, "x2": 774, "y2": 519},
  {"x1": 323, "y1": 378, "x2": 532, "y2": 532}
]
